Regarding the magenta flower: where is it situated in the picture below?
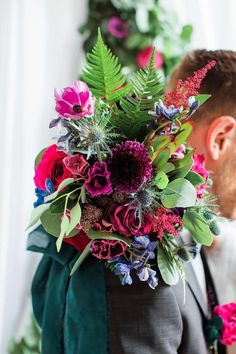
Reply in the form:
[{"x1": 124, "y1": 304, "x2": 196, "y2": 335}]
[
  {"x1": 107, "y1": 16, "x2": 128, "y2": 39},
  {"x1": 214, "y1": 303, "x2": 236, "y2": 346},
  {"x1": 63, "y1": 154, "x2": 89, "y2": 179},
  {"x1": 91, "y1": 239, "x2": 127, "y2": 260},
  {"x1": 171, "y1": 144, "x2": 186, "y2": 159},
  {"x1": 109, "y1": 141, "x2": 152, "y2": 193},
  {"x1": 54, "y1": 80, "x2": 95, "y2": 119},
  {"x1": 191, "y1": 154, "x2": 209, "y2": 198},
  {"x1": 136, "y1": 47, "x2": 163, "y2": 69},
  {"x1": 85, "y1": 161, "x2": 112, "y2": 197}
]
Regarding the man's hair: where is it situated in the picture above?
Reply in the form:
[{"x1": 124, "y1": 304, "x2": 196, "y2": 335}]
[{"x1": 168, "y1": 49, "x2": 236, "y2": 121}]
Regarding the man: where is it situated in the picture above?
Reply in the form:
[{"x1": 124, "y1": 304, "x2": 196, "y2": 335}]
[{"x1": 167, "y1": 49, "x2": 236, "y2": 354}]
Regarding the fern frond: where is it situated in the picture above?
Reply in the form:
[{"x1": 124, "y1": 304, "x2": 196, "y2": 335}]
[
  {"x1": 113, "y1": 50, "x2": 164, "y2": 140},
  {"x1": 81, "y1": 29, "x2": 131, "y2": 105}
]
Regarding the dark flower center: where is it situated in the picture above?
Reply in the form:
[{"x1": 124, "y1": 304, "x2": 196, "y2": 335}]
[
  {"x1": 73, "y1": 105, "x2": 83, "y2": 113},
  {"x1": 51, "y1": 162, "x2": 64, "y2": 182},
  {"x1": 113, "y1": 154, "x2": 139, "y2": 181}
]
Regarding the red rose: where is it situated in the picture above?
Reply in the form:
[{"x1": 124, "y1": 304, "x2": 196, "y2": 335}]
[
  {"x1": 34, "y1": 144, "x2": 72, "y2": 190},
  {"x1": 109, "y1": 204, "x2": 152, "y2": 237},
  {"x1": 63, "y1": 230, "x2": 90, "y2": 253},
  {"x1": 91, "y1": 239, "x2": 127, "y2": 260}
]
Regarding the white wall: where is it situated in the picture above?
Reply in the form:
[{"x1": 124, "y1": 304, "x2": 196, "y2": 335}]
[
  {"x1": 161, "y1": 0, "x2": 236, "y2": 51},
  {"x1": 0, "y1": 0, "x2": 87, "y2": 352}
]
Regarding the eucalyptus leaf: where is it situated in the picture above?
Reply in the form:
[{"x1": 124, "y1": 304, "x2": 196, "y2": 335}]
[
  {"x1": 40, "y1": 209, "x2": 78, "y2": 238},
  {"x1": 183, "y1": 210, "x2": 213, "y2": 246},
  {"x1": 44, "y1": 178, "x2": 75, "y2": 202},
  {"x1": 157, "y1": 243, "x2": 180, "y2": 285},
  {"x1": 153, "y1": 171, "x2": 169, "y2": 189},
  {"x1": 66, "y1": 202, "x2": 82, "y2": 236},
  {"x1": 87, "y1": 229, "x2": 131, "y2": 247},
  {"x1": 161, "y1": 178, "x2": 197, "y2": 208},
  {"x1": 26, "y1": 203, "x2": 50, "y2": 230},
  {"x1": 56, "y1": 215, "x2": 70, "y2": 252},
  {"x1": 70, "y1": 241, "x2": 93, "y2": 275}
]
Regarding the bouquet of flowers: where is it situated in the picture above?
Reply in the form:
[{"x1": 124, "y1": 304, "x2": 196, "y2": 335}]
[{"x1": 28, "y1": 30, "x2": 219, "y2": 289}]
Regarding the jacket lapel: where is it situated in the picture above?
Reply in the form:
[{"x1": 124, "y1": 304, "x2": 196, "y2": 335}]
[{"x1": 184, "y1": 262, "x2": 209, "y2": 318}]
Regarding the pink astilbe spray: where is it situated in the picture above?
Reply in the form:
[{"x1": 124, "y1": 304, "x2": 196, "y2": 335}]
[{"x1": 165, "y1": 60, "x2": 216, "y2": 109}]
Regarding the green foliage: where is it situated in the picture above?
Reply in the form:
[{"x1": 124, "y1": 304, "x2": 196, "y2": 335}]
[
  {"x1": 34, "y1": 148, "x2": 46, "y2": 169},
  {"x1": 26, "y1": 203, "x2": 50, "y2": 230},
  {"x1": 183, "y1": 210, "x2": 213, "y2": 246},
  {"x1": 79, "y1": 0, "x2": 193, "y2": 78},
  {"x1": 81, "y1": 29, "x2": 131, "y2": 105},
  {"x1": 209, "y1": 220, "x2": 220, "y2": 236},
  {"x1": 169, "y1": 150, "x2": 193, "y2": 179},
  {"x1": 157, "y1": 243, "x2": 180, "y2": 285},
  {"x1": 8, "y1": 317, "x2": 41, "y2": 354},
  {"x1": 160, "y1": 178, "x2": 197, "y2": 208},
  {"x1": 185, "y1": 171, "x2": 205, "y2": 187},
  {"x1": 195, "y1": 94, "x2": 211, "y2": 106},
  {"x1": 153, "y1": 171, "x2": 169, "y2": 189},
  {"x1": 113, "y1": 51, "x2": 163, "y2": 139},
  {"x1": 40, "y1": 209, "x2": 78, "y2": 238}
]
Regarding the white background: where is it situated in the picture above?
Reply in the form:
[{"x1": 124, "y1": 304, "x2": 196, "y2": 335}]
[{"x1": 0, "y1": 0, "x2": 236, "y2": 353}]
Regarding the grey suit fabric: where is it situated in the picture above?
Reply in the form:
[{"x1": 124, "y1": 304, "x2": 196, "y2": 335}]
[
  {"x1": 28, "y1": 228, "x2": 210, "y2": 354},
  {"x1": 105, "y1": 265, "x2": 210, "y2": 354}
]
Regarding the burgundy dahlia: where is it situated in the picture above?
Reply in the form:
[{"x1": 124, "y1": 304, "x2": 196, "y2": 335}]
[
  {"x1": 91, "y1": 239, "x2": 127, "y2": 260},
  {"x1": 109, "y1": 141, "x2": 152, "y2": 193}
]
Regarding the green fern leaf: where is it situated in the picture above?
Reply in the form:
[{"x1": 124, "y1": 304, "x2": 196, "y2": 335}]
[
  {"x1": 81, "y1": 29, "x2": 131, "y2": 105},
  {"x1": 113, "y1": 50, "x2": 164, "y2": 140}
]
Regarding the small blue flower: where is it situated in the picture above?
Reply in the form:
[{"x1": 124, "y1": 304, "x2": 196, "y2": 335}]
[
  {"x1": 33, "y1": 178, "x2": 55, "y2": 208},
  {"x1": 114, "y1": 263, "x2": 133, "y2": 285},
  {"x1": 188, "y1": 96, "x2": 200, "y2": 117},
  {"x1": 132, "y1": 236, "x2": 157, "y2": 260},
  {"x1": 136, "y1": 266, "x2": 158, "y2": 289},
  {"x1": 149, "y1": 99, "x2": 182, "y2": 121}
]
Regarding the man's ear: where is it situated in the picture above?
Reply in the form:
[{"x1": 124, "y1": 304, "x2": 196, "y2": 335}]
[{"x1": 206, "y1": 116, "x2": 236, "y2": 160}]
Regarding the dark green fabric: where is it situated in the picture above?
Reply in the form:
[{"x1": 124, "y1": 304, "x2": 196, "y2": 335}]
[{"x1": 28, "y1": 226, "x2": 108, "y2": 354}]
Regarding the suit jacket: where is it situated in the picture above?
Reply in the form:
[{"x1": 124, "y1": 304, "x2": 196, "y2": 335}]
[{"x1": 28, "y1": 225, "x2": 210, "y2": 354}]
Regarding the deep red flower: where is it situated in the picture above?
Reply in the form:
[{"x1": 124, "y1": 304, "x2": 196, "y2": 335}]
[
  {"x1": 34, "y1": 144, "x2": 72, "y2": 190},
  {"x1": 63, "y1": 230, "x2": 90, "y2": 253},
  {"x1": 91, "y1": 239, "x2": 127, "y2": 260},
  {"x1": 150, "y1": 208, "x2": 183, "y2": 239},
  {"x1": 63, "y1": 153, "x2": 89, "y2": 179},
  {"x1": 109, "y1": 141, "x2": 152, "y2": 193},
  {"x1": 108, "y1": 203, "x2": 152, "y2": 237}
]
